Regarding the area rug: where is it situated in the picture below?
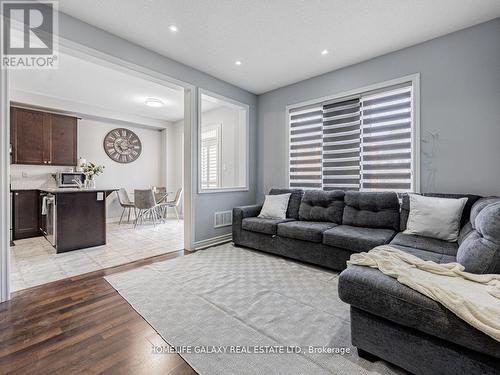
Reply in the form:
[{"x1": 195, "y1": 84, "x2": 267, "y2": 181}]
[{"x1": 105, "y1": 243, "x2": 404, "y2": 375}]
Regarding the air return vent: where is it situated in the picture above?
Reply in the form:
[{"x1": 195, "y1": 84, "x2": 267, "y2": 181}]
[{"x1": 214, "y1": 210, "x2": 232, "y2": 228}]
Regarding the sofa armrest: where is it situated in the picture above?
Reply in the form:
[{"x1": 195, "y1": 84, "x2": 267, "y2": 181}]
[
  {"x1": 233, "y1": 204, "x2": 262, "y2": 220},
  {"x1": 232, "y1": 205, "x2": 262, "y2": 244}
]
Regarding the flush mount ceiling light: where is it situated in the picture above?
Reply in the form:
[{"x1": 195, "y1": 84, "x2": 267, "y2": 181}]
[
  {"x1": 168, "y1": 24, "x2": 178, "y2": 32},
  {"x1": 145, "y1": 98, "x2": 164, "y2": 108},
  {"x1": 321, "y1": 49, "x2": 329, "y2": 55},
  {"x1": 235, "y1": 60, "x2": 242, "y2": 66}
]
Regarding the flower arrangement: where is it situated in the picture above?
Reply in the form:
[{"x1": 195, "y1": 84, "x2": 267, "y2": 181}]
[{"x1": 81, "y1": 162, "x2": 105, "y2": 181}]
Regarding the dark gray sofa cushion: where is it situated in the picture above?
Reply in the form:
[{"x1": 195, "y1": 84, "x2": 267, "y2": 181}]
[
  {"x1": 457, "y1": 201, "x2": 500, "y2": 274},
  {"x1": 400, "y1": 193, "x2": 481, "y2": 231},
  {"x1": 458, "y1": 221, "x2": 474, "y2": 246},
  {"x1": 390, "y1": 232, "x2": 458, "y2": 256},
  {"x1": 470, "y1": 197, "x2": 500, "y2": 224},
  {"x1": 342, "y1": 191, "x2": 400, "y2": 231},
  {"x1": 323, "y1": 225, "x2": 395, "y2": 253},
  {"x1": 277, "y1": 221, "x2": 337, "y2": 243},
  {"x1": 338, "y1": 265, "x2": 500, "y2": 359},
  {"x1": 298, "y1": 190, "x2": 344, "y2": 223},
  {"x1": 242, "y1": 217, "x2": 294, "y2": 235},
  {"x1": 391, "y1": 245, "x2": 457, "y2": 263},
  {"x1": 269, "y1": 188, "x2": 303, "y2": 219}
]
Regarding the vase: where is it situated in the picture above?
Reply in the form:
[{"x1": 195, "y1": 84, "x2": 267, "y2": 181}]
[{"x1": 85, "y1": 178, "x2": 96, "y2": 189}]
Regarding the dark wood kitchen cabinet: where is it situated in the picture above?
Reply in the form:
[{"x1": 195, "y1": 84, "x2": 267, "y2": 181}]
[
  {"x1": 10, "y1": 107, "x2": 77, "y2": 166},
  {"x1": 12, "y1": 190, "x2": 41, "y2": 240}
]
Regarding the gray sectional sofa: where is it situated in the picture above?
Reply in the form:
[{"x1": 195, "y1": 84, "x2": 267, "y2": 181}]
[
  {"x1": 233, "y1": 189, "x2": 402, "y2": 271},
  {"x1": 232, "y1": 188, "x2": 500, "y2": 375}
]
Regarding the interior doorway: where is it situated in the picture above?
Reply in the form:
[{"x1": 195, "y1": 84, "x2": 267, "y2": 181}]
[{"x1": 1, "y1": 38, "x2": 195, "y2": 298}]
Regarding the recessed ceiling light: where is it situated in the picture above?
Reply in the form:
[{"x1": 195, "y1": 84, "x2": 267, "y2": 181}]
[
  {"x1": 145, "y1": 98, "x2": 164, "y2": 108},
  {"x1": 235, "y1": 60, "x2": 242, "y2": 66},
  {"x1": 321, "y1": 49, "x2": 329, "y2": 55},
  {"x1": 168, "y1": 24, "x2": 178, "y2": 32}
]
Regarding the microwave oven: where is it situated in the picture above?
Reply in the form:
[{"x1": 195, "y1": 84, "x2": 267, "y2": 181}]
[{"x1": 56, "y1": 172, "x2": 85, "y2": 188}]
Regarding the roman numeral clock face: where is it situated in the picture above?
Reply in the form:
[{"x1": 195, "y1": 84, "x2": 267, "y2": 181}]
[{"x1": 103, "y1": 128, "x2": 142, "y2": 163}]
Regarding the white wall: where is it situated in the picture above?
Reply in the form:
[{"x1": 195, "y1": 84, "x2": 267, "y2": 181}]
[
  {"x1": 257, "y1": 18, "x2": 500, "y2": 199},
  {"x1": 201, "y1": 106, "x2": 246, "y2": 188},
  {"x1": 166, "y1": 119, "x2": 184, "y2": 216},
  {"x1": 77, "y1": 119, "x2": 165, "y2": 219}
]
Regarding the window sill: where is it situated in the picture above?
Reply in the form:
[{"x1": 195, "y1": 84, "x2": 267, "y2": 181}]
[{"x1": 198, "y1": 187, "x2": 249, "y2": 194}]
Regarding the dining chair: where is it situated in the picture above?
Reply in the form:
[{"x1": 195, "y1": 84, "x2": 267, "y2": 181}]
[
  {"x1": 154, "y1": 187, "x2": 168, "y2": 205},
  {"x1": 134, "y1": 189, "x2": 162, "y2": 228},
  {"x1": 117, "y1": 188, "x2": 136, "y2": 224},
  {"x1": 160, "y1": 188, "x2": 183, "y2": 220}
]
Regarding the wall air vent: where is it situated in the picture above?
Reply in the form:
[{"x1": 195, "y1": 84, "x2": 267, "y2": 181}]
[{"x1": 214, "y1": 210, "x2": 232, "y2": 228}]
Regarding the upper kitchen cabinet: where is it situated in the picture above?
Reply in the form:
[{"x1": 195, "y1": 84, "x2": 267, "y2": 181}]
[
  {"x1": 10, "y1": 106, "x2": 78, "y2": 166},
  {"x1": 49, "y1": 113, "x2": 78, "y2": 166},
  {"x1": 10, "y1": 107, "x2": 47, "y2": 165}
]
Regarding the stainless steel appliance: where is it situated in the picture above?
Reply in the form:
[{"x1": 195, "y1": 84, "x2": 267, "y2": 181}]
[
  {"x1": 56, "y1": 172, "x2": 85, "y2": 188},
  {"x1": 45, "y1": 194, "x2": 56, "y2": 246}
]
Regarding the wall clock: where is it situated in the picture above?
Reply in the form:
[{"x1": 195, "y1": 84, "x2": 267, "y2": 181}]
[{"x1": 103, "y1": 128, "x2": 142, "y2": 163}]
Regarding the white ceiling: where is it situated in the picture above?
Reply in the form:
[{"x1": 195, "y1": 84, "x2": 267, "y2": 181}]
[
  {"x1": 10, "y1": 51, "x2": 187, "y2": 125},
  {"x1": 58, "y1": 0, "x2": 500, "y2": 94}
]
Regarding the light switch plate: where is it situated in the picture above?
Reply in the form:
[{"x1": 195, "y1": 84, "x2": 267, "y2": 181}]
[{"x1": 96, "y1": 192, "x2": 104, "y2": 201}]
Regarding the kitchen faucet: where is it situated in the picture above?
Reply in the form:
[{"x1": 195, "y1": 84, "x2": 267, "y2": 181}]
[{"x1": 72, "y1": 178, "x2": 84, "y2": 189}]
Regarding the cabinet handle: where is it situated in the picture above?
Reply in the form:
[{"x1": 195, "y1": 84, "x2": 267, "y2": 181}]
[
  {"x1": 43, "y1": 161, "x2": 47, "y2": 164},
  {"x1": 48, "y1": 161, "x2": 52, "y2": 164},
  {"x1": 15, "y1": 192, "x2": 18, "y2": 196}
]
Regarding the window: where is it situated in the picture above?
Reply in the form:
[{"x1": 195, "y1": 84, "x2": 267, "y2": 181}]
[
  {"x1": 200, "y1": 125, "x2": 221, "y2": 189},
  {"x1": 289, "y1": 81, "x2": 416, "y2": 193},
  {"x1": 199, "y1": 91, "x2": 249, "y2": 192}
]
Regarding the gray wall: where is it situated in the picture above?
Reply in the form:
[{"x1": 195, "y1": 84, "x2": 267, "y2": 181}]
[
  {"x1": 57, "y1": 12, "x2": 258, "y2": 243},
  {"x1": 257, "y1": 18, "x2": 500, "y2": 199}
]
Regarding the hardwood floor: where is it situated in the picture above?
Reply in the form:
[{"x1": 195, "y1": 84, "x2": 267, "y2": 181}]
[{"x1": 0, "y1": 250, "x2": 197, "y2": 375}]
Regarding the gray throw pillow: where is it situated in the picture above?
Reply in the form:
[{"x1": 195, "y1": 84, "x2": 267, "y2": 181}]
[{"x1": 457, "y1": 202, "x2": 500, "y2": 274}]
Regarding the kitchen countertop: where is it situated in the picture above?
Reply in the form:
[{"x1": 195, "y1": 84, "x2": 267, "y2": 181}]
[{"x1": 39, "y1": 187, "x2": 119, "y2": 194}]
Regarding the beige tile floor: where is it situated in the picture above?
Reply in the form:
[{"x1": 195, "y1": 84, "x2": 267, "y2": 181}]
[{"x1": 10, "y1": 219, "x2": 184, "y2": 292}]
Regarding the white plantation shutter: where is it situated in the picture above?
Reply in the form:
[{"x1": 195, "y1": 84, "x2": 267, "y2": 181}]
[
  {"x1": 360, "y1": 85, "x2": 413, "y2": 192},
  {"x1": 288, "y1": 81, "x2": 415, "y2": 193},
  {"x1": 288, "y1": 104, "x2": 323, "y2": 189},
  {"x1": 201, "y1": 127, "x2": 221, "y2": 189},
  {"x1": 322, "y1": 98, "x2": 361, "y2": 191}
]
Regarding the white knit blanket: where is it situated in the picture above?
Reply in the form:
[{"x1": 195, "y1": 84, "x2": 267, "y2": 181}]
[{"x1": 347, "y1": 245, "x2": 500, "y2": 342}]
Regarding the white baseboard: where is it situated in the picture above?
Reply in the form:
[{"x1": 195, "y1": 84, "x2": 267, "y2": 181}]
[{"x1": 194, "y1": 233, "x2": 232, "y2": 250}]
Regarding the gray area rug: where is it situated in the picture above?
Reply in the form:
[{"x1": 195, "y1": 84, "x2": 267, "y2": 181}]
[{"x1": 105, "y1": 243, "x2": 405, "y2": 375}]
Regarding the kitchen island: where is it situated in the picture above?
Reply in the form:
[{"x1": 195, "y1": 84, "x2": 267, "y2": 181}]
[{"x1": 40, "y1": 188, "x2": 117, "y2": 253}]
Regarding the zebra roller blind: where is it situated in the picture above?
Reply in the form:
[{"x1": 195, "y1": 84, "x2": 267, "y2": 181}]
[
  {"x1": 322, "y1": 98, "x2": 361, "y2": 191},
  {"x1": 289, "y1": 105, "x2": 323, "y2": 189},
  {"x1": 361, "y1": 85, "x2": 413, "y2": 191},
  {"x1": 289, "y1": 82, "x2": 414, "y2": 192}
]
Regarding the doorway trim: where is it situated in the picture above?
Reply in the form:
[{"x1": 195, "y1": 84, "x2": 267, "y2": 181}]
[
  {"x1": 0, "y1": 36, "x2": 197, "y2": 302},
  {"x1": 0, "y1": 68, "x2": 10, "y2": 302}
]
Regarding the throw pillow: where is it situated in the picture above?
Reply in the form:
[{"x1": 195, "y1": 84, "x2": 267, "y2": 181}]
[
  {"x1": 258, "y1": 193, "x2": 291, "y2": 219},
  {"x1": 404, "y1": 194, "x2": 467, "y2": 242}
]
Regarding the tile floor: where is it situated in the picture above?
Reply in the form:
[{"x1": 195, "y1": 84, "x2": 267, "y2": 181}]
[{"x1": 10, "y1": 219, "x2": 184, "y2": 292}]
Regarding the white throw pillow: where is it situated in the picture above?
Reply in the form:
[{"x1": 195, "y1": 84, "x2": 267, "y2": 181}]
[
  {"x1": 404, "y1": 194, "x2": 468, "y2": 242},
  {"x1": 258, "y1": 193, "x2": 291, "y2": 219}
]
